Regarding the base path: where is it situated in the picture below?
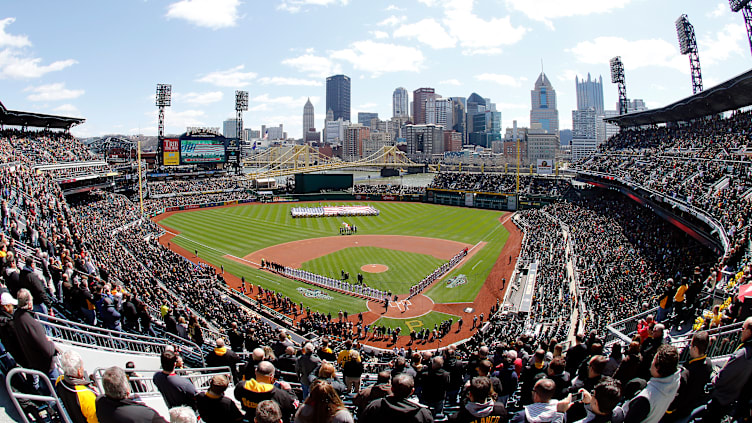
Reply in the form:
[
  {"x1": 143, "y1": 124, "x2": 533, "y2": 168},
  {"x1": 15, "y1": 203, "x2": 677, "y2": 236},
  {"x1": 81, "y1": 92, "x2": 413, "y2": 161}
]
[{"x1": 155, "y1": 206, "x2": 523, "y2": 350}]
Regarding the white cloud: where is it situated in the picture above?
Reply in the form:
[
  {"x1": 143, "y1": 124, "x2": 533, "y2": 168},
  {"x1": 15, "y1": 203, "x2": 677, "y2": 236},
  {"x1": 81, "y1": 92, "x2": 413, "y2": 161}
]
[
  {"x1": 378, "y1": 15, "x2": 406, "y2": 26},
  {"x1": 166, "y1": 0, "x2": 241, "y2": 29},
  {"x1": 0, "y1": 49, "x2": 77, "y2": 79},
  {"x1": 371, "y1": 30, "x2": 390, "y2": 39},
  {"x1": 442, "y1": 1, "x2": 527, "y2": 51},
  {"x1": 52, "y1": 104, "x2": 82, "y2": 116},
  {"x1": 196, "y1": 65, "x2": 257, "y2": 87},
  {"x1": 708, "y1": 2, "x2": 727, "y2": 18},
  {"x1": 393, "y1": 18, "x2": 456, "y2": 49},
  {"x1": 278, "y1": 0, "x2": 349, "y2": 13},
  {"x1": 568, "y1": 36, "x2": 686, "y2": 72},
  {"x1": 475, "y1": 73, "x2": 526, "y2": 87},
  {"x1": 699, "y1": 23, "x2": 747, "y2": 65},
  {"x1": 440, "y1": 79, "x2": 462, "y2": 86},
  {"x1": 0, "y1": 18, "x2": 30, "y2": 48},
  {"x1": 463, "y1": 47, "x2": 502, "y2": 56},
  {"x1": 385, "y1": 5, "x2": 404, "y2": 11},
  {"x1": 249, "y1": 104, "x2": 270, "y2": 112},
  {"x1": 505, "y1": 0, "x2": 633, "y2": 29},
  {"x1": 257, "y1": 76, "x2": 322, "y2": 86},
  {"x1": 25, "y1": 82, "x2": 84, "y2": 101},
  {"x1": 282, "y1": 53, "x2": 342, "y2": 78},
  {"x1": 330, "y1": 41, "x2": 425, "y2": 77},
  {"x1": 175, "y1": 91, "x2": 223, "y2": 105}
]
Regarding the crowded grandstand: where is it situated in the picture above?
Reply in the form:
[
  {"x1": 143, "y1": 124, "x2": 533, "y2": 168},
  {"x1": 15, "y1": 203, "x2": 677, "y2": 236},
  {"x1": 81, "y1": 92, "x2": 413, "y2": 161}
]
[{"x1": 0, "y1": 76, "x2": 751, "y2": 423}]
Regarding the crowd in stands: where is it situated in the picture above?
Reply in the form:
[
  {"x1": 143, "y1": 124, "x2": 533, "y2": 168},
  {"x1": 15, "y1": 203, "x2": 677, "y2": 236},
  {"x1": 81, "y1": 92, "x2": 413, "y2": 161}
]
[
  {"x1": 1, "y1": 129, "x2": 96, "y2": 164},
  {"x1": 352, "y1": 184, "x2": 425, "y2": 195},
  {"x1": 142, "y1": 191, "x2": 256, "y2": 216},
  {"x1": 147, "y1": 177, "x2": 248, "y2": 196},
  {"x1": 429, "y1": 172, "x2": 571, "y2": 196},
  {"x1": 2, "y1": 127, "x2": 752, "y2": 423},
  {"x1": 42, "y1": 163, "x2": 113, "y2": 181}
]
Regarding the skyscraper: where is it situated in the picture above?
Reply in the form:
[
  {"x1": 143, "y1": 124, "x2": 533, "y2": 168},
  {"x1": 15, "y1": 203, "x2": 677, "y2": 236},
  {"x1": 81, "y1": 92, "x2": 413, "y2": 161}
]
[
  {"x1": 393, "y1": 87, "x2": 409, "y2": 118},
  {"x1": 358, "y1": 112, "x2": 379, "y2": 128},
  {"x1": 326, "y1": 74, "x2": 350, "y2": 121},
  {"x1": 223, "y1": 118, "x2": 239, "y2": 139},
  {"x1": 412, "y1": 88, "x2": 436, "y2": 124},
  {"x1": 530, "y1": 72, "x2": 559, "y2": 134},
  {"x1": 303, "y1": 98, "x2": 315, "y2": 134},
  {"x1": 575, "y1": 73, "x2": 604, "y2": 114}
]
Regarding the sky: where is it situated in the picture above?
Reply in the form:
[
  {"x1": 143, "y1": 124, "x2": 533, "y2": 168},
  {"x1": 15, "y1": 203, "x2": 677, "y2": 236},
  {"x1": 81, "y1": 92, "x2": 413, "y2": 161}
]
[{"x1": 0, "y1": 0, "x2": 750, "y2": 139}]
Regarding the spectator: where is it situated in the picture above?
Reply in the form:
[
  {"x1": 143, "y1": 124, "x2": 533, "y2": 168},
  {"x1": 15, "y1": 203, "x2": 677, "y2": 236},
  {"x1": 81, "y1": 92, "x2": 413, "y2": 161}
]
[
  {"x1": 343, "y1": 350, "x2": 364, "y2": 393},
  {"x1": 205, "y1": 338, "x2": 241, "y2": 382},
  {"x1": 277, "y1": 346, "x2": 298, "y2": 375},
  {"x1": 664, "y1": 331, "x2": 712, "y2": 422},
  {"x1": 255, "y1": 400, "x2": 283, "y2": 423},
  {"x1": 312, "y1": 362, "x2": 347, "y2": 396},
  {"x1": 169, "y1": 407, "x2": 197, "y2": 423},
  {"x1": 294, "y1": 379, "x2": 354, "y2": 423},
  {"x1": 561, "y1": 377, "x2": 624, "y2": 423},
  {"x1": 0, "y1": 291, "x2": 26, "y2": 368},
  {"x1": 510, "y1": 379, "x2": 563, "y2": 423},
  {"x1": 234, "y1": 360, "x2": 297, "y2": 423},
  {"x1": 421, "y1": 356, "x2": 450, "y2": 417},
  {"x1": 618, "y1": 344, "x2": 680, "y2": 423},
  {"x1": 195, "y1": 374, "x2": 243, "y2": 423},
  {"x1": 353, "y1": 371, "x2": 392, "y2": 419},
  {"x1": 295, "y1": 343, "x2": 321, "y2": 398},
  {"x1": 55, "y1": 350, "x2": 98, "y2": 423},
  {"x1": 96, "y1": 366, "x2": 168, "y2": 423},
  {"x1": 547, "y1": 356, "x2": 571, "y2": 400},
  {"x1": 361, "y1": 373, "x2": 433, "y2": 423},
  {"x1": 450, "y1": 376, "x2": 508, "y2": 423},
  {"x1": 153, "y1": 350, "x2": 197, "y2": 410},
  {"x1": 272, "y1": 330, "x2": 294, "y2": 359},
  {"x1": 13, "y1": 288, "x2": 59, "y2": 380}
]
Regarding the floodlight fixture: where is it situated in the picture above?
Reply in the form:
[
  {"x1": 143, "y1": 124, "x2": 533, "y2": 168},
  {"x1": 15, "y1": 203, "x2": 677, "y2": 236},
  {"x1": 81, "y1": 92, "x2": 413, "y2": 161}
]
[
  {"x1": 610, "y1": 57, "x2": 624, "y2": 84},
  {"x1": 235, "y1": 90, "x2": 249, "y2": 143},
  {"x1": 730, "y1": 0, "x2": 751, "y2": 13},
  {"x1": 156, "y1": 83, "x2": 172, "y2": 138},
  {"x1": 676, "y1": 15, "x2": 694, "y2": 55},
  {"x1": 156, "y1": 84, "x2": 172, "y2": 107}
]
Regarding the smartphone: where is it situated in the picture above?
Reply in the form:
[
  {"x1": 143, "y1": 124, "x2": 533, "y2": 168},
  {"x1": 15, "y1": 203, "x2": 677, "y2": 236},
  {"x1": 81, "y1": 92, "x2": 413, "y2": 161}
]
[{"x1": 571, "y1": 391, "x2": 585, "y2": 402}]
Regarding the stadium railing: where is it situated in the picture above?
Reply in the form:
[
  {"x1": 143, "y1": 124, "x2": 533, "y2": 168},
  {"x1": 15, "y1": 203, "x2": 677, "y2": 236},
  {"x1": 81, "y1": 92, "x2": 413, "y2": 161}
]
[
  {"x1": 37, "y1": 313, "x2": 206, "y2": 367},
  {"x1": 604, "y1": 307, "x2": 658, "y2": 345},
  {"x1": 5, "y1": 367, "x2": 72, "y2": 423},
  {"x1": 91, "y1": 366, "x2": 234, "y2": 397}
]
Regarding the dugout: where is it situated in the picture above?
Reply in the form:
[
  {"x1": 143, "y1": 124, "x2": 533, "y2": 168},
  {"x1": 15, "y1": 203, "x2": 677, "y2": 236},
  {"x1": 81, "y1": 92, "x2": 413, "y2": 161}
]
[{"x1": 294, "y1": 173, "x2": 353, "y2": 194}]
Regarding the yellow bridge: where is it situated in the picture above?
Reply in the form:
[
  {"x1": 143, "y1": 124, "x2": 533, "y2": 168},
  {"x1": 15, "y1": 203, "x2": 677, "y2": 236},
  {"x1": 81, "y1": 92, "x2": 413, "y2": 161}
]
[{"x1": 244, "y1": 145, "x2": 429, "y2": 180}]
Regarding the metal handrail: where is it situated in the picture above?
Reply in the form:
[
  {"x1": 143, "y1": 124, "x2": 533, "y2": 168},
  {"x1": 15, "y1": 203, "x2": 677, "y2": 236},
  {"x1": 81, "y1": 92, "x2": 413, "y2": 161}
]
[
  {"x1": 5, "y1": 367, "x2": 72, "y2": 423},
  {"x1": 92, "y1": 366, "x2": 233, "y2": 397}
]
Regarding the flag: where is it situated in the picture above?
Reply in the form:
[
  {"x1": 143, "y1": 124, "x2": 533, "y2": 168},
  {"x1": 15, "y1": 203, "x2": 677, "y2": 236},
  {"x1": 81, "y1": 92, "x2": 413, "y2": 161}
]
[
  {"x1": 263, "y1": 130, "x2": 269, "y2": 140},
  {"x1": 252, "y1": 141, "x2": 257, "y2": 150}
]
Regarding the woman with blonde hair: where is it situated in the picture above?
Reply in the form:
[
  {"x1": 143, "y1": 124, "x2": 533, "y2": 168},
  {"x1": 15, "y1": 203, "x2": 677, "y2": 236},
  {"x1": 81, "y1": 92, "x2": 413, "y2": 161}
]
[{"x1": 294, "y1": 379, "x2": 354, "y2": 423}]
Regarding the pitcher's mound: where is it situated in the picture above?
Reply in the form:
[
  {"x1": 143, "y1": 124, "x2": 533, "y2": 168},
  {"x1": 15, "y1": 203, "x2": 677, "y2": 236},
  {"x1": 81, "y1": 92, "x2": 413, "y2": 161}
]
[{"x1": 361, "y1": 264, "x2": 388, "y2": 273}]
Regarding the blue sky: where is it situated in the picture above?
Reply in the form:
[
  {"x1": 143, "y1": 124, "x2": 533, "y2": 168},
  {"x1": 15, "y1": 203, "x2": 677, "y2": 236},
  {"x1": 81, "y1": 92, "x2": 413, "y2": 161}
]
[{"x1": 0, "y1": 0, "x2": 749, "y2": 139}]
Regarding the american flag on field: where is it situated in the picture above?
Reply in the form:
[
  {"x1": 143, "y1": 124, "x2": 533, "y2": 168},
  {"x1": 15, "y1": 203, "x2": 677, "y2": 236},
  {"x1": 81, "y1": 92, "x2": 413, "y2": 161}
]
[{"x1": 323, "y1": 206, "x2": 374, "y2": 216}]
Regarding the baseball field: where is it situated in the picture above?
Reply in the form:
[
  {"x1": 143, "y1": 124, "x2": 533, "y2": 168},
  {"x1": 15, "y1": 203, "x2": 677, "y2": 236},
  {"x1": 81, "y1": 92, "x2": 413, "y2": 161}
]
[{"x1": 155, "y1": 202, "x2": 515, "y2": 336}]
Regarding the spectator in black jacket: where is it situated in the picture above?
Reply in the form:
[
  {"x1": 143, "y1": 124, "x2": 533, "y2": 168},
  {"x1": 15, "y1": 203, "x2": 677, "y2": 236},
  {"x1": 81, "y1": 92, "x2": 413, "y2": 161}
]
[
  {"x1": 96, "y1": 366, "x2": 168, "y2": 423},
  {"x1": 361, "y1": 373, "x2": 433, "y2": 423},
  {"x1": 153, "y1": 350, "x2": 197, "y2": 410},
  {"x1": 205, "y1": 338, "x2": 242, "y2": 383},
  {"x1": 228, "y1": 321, "x2": 245, "y2": 352},
  {"x1": 234, "y1": 361, "x2": 297, "y2": 423},
  {"x1": 19, "y1": 257, "x2": 52, "y2": 315},
  {"x1": 421, "y1": 356, "x2": 451, "y2": 417},
  {"x1": 13, "y1": 289, "x2": 58, "y2": 380},
  {"x1": 195, "y1": 374, "x2": 243, "y2": 423},
  {"x1": 0, "y1": 292, "x2": 26, "y2": 368},
  {"x1": 665, "y1": 330, "x2": 712, "y2": 421},
  {"x1": 565, "y1": 334, "x2": 587, "y2": 376}
]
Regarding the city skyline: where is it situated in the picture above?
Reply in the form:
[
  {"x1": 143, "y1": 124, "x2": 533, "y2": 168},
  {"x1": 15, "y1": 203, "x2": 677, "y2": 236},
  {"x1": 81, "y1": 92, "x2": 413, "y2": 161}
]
[{"x1": 0, "y1": 1, "x2": 749, "y2": 139}]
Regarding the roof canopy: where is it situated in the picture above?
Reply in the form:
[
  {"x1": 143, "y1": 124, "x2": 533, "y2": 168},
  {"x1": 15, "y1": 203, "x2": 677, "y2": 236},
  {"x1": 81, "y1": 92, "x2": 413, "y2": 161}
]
[
  {"x1": 0, "y1": 100, "x2": 85, "y2": 130},
  {"x1": 605, "y1": 68, "x2": 752, "y2": 127}
]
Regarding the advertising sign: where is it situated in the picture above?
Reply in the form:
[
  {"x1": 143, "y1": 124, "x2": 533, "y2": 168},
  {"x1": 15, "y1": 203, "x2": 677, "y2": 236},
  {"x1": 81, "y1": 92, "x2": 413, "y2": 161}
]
[
  {"x1": 163, "y1": 138, "x2": 180, "y2": 166},
  {"x1": 537, "y1": 159, "x2": 553, "y2": 175},
  {"x1": 180, "y1": 138, "x2": 226, "y2": 164}
]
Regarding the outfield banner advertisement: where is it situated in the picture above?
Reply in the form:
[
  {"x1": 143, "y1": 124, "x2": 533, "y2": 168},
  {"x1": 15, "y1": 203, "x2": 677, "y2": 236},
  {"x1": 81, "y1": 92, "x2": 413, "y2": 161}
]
[
  {"x1": 163, "y1": 138, "x2": 180, "y2": 166},
  {"x1": 537, "y1": 159, "x2": 553, "y2": 174},
  {"x1": 180, "y1": 138, "x2": 227, "y2": 164},
  {"x1": 465, "y1": 192, "x2": 474, "y2": 207}
]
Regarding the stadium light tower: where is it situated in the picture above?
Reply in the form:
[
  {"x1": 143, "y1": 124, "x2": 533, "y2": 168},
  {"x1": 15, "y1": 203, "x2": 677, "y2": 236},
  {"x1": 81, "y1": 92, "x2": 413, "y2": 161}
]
[
  {"x1": 610, "y1": 57, "x2": 628, "y2": 115},
  {"x1": 729, "y1": 0, "x2": 752, "y2": 56},
  {"x1": 235, "y1": 90, "x2": 249, "y2": 142},
  {"x1": 676, "y1": 14, "x2": 703, "y2": 94},
  {"x1": 155, "y1": 84, "x2": 172, "y2": 138}
]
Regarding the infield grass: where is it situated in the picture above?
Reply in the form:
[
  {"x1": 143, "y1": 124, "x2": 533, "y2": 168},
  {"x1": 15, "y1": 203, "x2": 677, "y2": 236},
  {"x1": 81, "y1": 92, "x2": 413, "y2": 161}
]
[{"x1": 158, "y1": 202, "x2": 508, "y2": 320}]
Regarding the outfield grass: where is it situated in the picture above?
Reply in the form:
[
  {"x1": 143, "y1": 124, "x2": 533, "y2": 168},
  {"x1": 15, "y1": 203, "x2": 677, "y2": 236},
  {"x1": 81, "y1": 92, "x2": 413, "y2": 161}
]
[
  {"x1": 301, "y1": 246, "x2": 445, "y2": 295},
  {"x1": 159, "y1": 202, "x2": 508, "y2": 320}
]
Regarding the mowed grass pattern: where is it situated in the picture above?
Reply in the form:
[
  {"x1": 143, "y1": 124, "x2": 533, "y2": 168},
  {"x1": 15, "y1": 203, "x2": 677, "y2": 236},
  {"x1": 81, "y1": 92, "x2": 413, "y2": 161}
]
[
  {"x1": 373, "y1": 311, "x2": 459, "y2": 334},
  {"x1": 160, "y1": 202, "x2": 509, "y2": 318},
  {"x1": 300, "y1": 247, "x2": 445, "y2": 295}
]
